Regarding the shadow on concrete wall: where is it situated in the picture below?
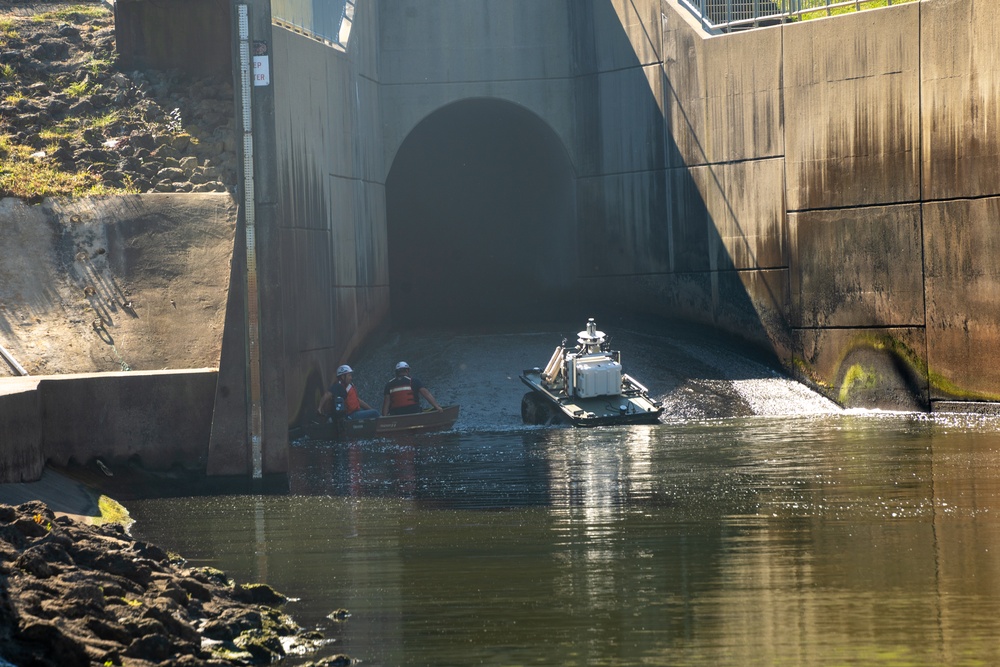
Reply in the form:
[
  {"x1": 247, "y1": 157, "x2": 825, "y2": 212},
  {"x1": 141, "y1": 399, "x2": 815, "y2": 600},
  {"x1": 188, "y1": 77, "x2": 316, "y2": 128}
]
[
  {"x1": 381, "y1": 8, "x2": 778, "y2": 364},
  {"x1": 386, "y1": 98, "x2": 579, "y2": 327},
  {"x1": 576, "y1": 3, "x2": 780, "y2": 360}
]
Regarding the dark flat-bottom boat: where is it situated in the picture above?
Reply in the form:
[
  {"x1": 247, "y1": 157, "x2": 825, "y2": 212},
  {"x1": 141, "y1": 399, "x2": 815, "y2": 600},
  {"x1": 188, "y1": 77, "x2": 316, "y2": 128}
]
[{"x1": 293, "y1": 405, "x2": 460, "y2": 441}]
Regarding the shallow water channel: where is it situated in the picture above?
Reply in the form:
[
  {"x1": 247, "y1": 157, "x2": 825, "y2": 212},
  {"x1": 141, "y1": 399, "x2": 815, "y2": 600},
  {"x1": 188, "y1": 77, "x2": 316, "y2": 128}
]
[{"x1": 126, "y1": 322, "x2": 1000, "y2": 666}]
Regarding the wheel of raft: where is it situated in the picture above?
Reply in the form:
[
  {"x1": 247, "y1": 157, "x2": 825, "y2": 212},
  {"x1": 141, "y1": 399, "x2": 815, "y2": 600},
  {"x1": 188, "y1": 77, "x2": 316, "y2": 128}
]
[{"x1": 521, "y1": 391, "x2": 556, "y2": 425}]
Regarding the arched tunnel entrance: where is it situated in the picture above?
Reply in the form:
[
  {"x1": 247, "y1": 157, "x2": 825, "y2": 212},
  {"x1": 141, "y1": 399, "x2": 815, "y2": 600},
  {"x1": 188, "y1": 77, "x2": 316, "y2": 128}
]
[{"x1": 386, "y1": 98, "x2": 577, "y2": 327}]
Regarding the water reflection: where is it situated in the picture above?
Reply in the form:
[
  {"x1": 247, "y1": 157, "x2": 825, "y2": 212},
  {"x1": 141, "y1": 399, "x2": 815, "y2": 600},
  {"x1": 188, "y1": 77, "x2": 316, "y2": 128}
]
[
  {"x1": 126, "y1": 414, "x2": 1000, "y2": 666},
  {"x1": 125, "y1": 321, "x2": 1000, "y2": 666}
]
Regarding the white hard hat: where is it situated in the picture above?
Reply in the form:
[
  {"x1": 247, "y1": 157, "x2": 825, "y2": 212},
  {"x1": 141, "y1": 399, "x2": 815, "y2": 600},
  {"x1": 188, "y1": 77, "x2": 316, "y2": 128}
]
[
  {"x1": 395, "y1": 361, "x2": 410, "y2": 371},
  {"x1": 336, "y1": 364, "x2": 353, "y2": 376}
]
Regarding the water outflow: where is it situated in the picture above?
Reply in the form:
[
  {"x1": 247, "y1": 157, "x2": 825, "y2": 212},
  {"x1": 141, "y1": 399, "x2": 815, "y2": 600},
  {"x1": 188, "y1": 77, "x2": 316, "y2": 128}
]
[{"x1": 339, "y1": 319, "x2": 840, "y2": 431}]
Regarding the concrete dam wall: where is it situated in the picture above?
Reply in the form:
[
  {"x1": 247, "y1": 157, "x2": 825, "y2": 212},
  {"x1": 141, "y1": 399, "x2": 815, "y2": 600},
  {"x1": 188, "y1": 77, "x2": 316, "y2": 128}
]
[
  {"x1": 271, "y1": 0, "x2": 1000, "y2": 421},
  {"x1": 658, "y1": 0, "x2": 1000, "y2": 410},
  {"x1": 3, "y1": 0, "x2": 997, "y2": 481}
]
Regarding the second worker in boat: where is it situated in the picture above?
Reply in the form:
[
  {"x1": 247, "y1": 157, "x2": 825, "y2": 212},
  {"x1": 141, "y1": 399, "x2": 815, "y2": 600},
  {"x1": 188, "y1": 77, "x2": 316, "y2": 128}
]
[
  {"x1": 382, "y1": 361, "x2": 444, "y2": 416},
  {"x1": 319, "y1": 364, "x2": 381, "y2": 421}
]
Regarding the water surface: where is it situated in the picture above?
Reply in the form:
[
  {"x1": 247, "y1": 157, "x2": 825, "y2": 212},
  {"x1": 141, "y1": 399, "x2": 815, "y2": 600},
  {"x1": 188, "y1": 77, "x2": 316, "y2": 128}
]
[{"x1": 127, "y1": 323, "x2": 1000, "y2": 666}]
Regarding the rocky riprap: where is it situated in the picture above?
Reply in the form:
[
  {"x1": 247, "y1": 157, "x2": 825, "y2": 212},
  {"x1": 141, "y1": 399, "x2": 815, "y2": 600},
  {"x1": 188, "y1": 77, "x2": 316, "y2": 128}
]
[
  {"x1": 0, "y1": 0, "x2": 238, "y2": 199},
  {"x1": 0, "y1": 501, "x2": 352, "y2": 667}
]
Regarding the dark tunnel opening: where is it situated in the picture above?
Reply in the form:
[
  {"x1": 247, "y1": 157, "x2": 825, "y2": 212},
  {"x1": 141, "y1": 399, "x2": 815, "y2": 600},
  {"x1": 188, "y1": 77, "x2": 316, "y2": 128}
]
[{"x1": 386, "y1": 98, "x2": 578, "y2": 328}]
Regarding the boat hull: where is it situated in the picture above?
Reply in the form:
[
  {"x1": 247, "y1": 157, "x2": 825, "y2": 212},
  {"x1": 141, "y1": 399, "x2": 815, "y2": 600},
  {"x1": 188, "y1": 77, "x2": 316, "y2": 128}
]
[{"x1": 295, "y1": 405, "x2": 460, "y2": 441}]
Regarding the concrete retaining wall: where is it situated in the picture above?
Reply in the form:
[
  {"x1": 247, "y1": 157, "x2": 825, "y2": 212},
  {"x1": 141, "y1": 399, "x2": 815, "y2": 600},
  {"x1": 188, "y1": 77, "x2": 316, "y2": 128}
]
[
  {"x1": 0, "y1": 370, "x2": 216, "y2": 484},
  {"x1": 0, "y1": 193, "x2": 237, "y2": 482},
  {"x1": 0, "y1": 195, "x2": 235, "y2": 377},
  {"x1": 0, "y1": 380, "x2": 44, "y2": 483}
]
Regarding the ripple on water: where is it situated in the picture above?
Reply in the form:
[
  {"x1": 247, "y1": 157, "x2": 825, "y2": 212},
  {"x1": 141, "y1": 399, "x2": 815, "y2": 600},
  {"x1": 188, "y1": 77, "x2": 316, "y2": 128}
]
[{"x1": 127, "y1": 324, "x2": 1000, "y2": 667}]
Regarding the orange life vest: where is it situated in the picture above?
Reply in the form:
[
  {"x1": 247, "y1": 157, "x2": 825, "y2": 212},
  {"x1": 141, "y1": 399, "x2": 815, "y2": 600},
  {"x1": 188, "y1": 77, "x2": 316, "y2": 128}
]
[
  {"x1": 343, "y1": 383, "x2": 361, "y2": 413},
  {"x1": 388, "y1": 377, "x2": 418, "y2": 410}
]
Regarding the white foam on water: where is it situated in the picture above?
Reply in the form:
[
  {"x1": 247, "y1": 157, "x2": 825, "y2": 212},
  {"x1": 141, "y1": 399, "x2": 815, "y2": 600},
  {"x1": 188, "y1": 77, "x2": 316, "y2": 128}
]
[{"x1": 729, "y1": 377, "x2": 842, "y2": 416}]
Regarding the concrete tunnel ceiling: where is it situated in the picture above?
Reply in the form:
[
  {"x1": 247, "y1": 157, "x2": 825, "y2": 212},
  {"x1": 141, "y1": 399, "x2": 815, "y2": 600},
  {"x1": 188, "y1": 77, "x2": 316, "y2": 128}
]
[{"x1": 386, "y1": 98, "x2": 577, "y2": 327}]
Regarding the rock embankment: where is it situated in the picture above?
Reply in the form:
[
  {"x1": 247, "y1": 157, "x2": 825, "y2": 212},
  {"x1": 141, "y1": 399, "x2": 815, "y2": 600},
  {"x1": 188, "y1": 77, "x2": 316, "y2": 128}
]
[
  {"x1": 0, "y1": 501, "x2": 350, "y2": 666},
  {"x1": 0, "y1": 0, "x2": 238, "y2": 199}
]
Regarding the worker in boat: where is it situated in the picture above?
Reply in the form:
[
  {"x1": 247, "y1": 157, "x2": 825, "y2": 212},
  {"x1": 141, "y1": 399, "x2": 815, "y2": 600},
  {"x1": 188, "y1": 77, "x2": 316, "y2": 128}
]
[
  {"x1": 318, "y1": 364, "x2": 380, "y2": 421},
  {"x1": 382, "y1": 361, "x2": 444, "y2": 416}
]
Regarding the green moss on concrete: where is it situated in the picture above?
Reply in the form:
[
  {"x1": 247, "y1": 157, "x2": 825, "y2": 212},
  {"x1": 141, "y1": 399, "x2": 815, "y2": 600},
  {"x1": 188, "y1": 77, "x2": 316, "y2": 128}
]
[
  {"x1": 793, "y1": 331, "x2": 1000, "y2": 406},
  {"x1": 926, "y1": 370, "x2": 1000, "y2": 402},
  {"x1": 850, "y1": 331, "x2": 1000, "y2": 401},
  {"x1": 838, "y1": 363, "x2": 878, "y2": 405}
]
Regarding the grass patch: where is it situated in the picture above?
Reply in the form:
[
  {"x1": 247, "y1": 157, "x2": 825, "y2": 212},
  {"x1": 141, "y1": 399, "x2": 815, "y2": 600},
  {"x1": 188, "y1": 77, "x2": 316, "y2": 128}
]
[
  {"x1": 40, "y1": 111, "x2": 121, "y2": 141},
  {"x1": 91, "y1": 111, "x2": 119, "y2": 129},
  {"x1": 33, "y1": 112, "x2": 128, "y2": 157},
  {"x1": 0, "y1": 134, "x2": 124, "y2": 198},
  {"x1": 39, "y1": 124, "x2": 77, "y2": 142},
  {"x1": 3, "y1": 91, "x2": 25, "y2": 105},
  {"x1": 85, "y1": 54, "x2": 115, "y2": 76},
  {"x1": 0, "y1": 19, "x2": 17, "y2": 46},
  {"x1": 32, "y1": 4, "x2": 110, "y2": 22},
  {"x1": 64, "y1": 79, "x2": 99, "y2": 97},
  {"x1": 0, "y1": 64, "x2": 14, "y2": 80}
]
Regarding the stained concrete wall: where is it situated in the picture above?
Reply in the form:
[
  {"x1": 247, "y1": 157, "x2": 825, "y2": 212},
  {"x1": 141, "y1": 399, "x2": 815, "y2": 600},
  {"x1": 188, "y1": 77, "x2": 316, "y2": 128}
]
[
  {"x1": 781, "y1": 0, "x2": 999, "y2": 408},
  {"x1": 0, "y1": 196, "x2": 235, "y2": 376},
  {"x1": 604, "y1": 0, "x2": 790, "y2": 358},
  {"x1": 921, "y1": 0, "x2": 1000, "y2": 403},
  {"x1": 270, "y1": 0, "x2": 389, "y2": 425},
  {"x1": 0, "y1": 380, "x2": 44, "y2": 483},
  {"x1": 264, "y1": 0, "x2": 1000, "y2": 427},
  {"x1": 379, "y1": 0, "x2": 578, "y2": 169},
  {"x1": 271, "y1": 0, "x2": 584, "y2": 421},
  {"x1": 646, "y1": 0, "x2": 1000, "y2": 410}
]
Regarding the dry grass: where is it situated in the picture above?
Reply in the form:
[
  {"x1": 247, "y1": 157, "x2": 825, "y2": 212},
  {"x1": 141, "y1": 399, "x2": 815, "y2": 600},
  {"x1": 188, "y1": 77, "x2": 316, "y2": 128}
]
[
  {"x1": 0, "y1": 135, "x2": 134, "y2": 199},
  {"x1": 0, "y1": 3, "x2": 135, "y2": 199},
  {"x1": 30, "y1": 4, "x2": 108, "y2": 22}
]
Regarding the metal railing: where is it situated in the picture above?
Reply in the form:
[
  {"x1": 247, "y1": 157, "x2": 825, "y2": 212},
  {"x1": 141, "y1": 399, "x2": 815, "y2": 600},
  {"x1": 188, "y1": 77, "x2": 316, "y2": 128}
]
[
  {"x1": 271, "y1": 0, "x2": 356, "y2": 50},
  {"x1": 679, "y1": 0, "x2": 907, "y2": 33}
]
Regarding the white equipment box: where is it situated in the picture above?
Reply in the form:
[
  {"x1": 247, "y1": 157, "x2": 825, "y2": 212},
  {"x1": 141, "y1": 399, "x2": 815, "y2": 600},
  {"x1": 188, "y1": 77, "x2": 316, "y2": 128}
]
[{"x1": 573, "y1": 355, "x2": 622, "y2": 398}]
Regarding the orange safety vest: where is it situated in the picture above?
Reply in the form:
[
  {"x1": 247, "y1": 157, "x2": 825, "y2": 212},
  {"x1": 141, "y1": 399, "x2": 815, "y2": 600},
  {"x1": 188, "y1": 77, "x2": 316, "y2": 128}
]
[
  {"x1": 343, "y1": 383, "x2": 361, "y2": 413},
  {"x1": 388, "y1": 377, "x2": 418, "y2": 410}
]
